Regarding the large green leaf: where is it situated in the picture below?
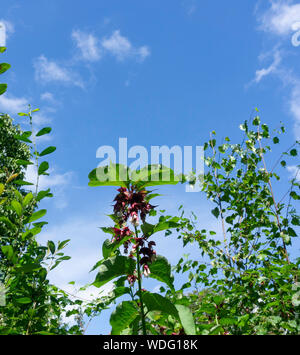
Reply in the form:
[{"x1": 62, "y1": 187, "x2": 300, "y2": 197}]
[
  {"x1": 16, "y1": 297, "x2": 32, "y2": 304},
  {"x1": 141, "y1": 217, "x2": 180, "y2": 237},
  {"x1": 110, "y1": 301, "x2": 139, "y2": 335},
  {"x1": 93, "y1": 255, "x2": 135, "y2": 288},
  {"x1": 16, "y1": 263, "x2": 41, "y2": 273},
  {"x1": 88, "y1": 163, "x2": 129, "y2": 187},
  {"x1": 132, "y1": 165, "x2": 180, "y2": 187},
  {"x1": 36, "y1": 127, "x2": 52, "y2": 137},
  {"x1": 143, "y1": 292, "x2": 179, "y2": 319},
  {"x1": 175, "y1": 304, "x2": 196, "y2": 335},
  {"x1": 28, "y1": 209, "x2": 47, "y2": 223},
  {"x1": 38, "y1": 161, "x2": 49, "y2": 175},
  {"x1": 39, "y1": 146, "x2": 56, "y2": 157},
  {"x1": 23, "y1": 192, "x2": 34, "y2": 207},
  {"x1": 1, "y1": 245, "x2": 14, "y2": 261},
  {"x1": 149, "y1": 255, "x2": 174, "y2": 291},
  {"x1": 11, "y1": 200, "x2": 22, "y2": 217}
]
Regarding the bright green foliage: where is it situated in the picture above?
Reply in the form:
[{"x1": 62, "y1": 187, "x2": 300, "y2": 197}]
[{"x1": 170, "y1": 118, "x2": 300, "y2": 335}]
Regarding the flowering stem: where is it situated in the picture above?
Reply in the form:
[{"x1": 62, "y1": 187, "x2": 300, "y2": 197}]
[{"x1": 135, "y1": 226, "x2": 147, "y2": 335}]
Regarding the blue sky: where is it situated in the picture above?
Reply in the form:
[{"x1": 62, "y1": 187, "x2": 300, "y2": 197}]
[{"x1": 0, "y1": 0, "x2": 299, "y2": 334}]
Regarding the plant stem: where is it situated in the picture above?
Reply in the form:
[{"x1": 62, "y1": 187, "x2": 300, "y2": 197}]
[{"x1": 134, "y1": 226, "x2": 147, "y2": 335}]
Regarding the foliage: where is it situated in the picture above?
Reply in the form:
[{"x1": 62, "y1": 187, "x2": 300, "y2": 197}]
[
  {"x1": 0, "y1": 49, "x2": 100, "y2": 334},
  {"x1": 170, "y1": 116, "x2": 300, "y2": 334},
  {"x1": 0, "y1": 46, "x2": 299, "y2": 335}
]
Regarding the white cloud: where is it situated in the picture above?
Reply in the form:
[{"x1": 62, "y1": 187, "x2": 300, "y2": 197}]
[
  {"x1": 0, "y1": 20, "x2": 14, "y2": 47},
  {"x1": 253, "y1": 50, "x2": 282, "y2": 83},
  {"x1": 38, "y1": 217, "x2": 106, "y2": 285},
  {"x1": 259, "y1": 1, "x2": 300, "y2": 36},
  {"x1": 0, "y1": 94, "x2": 55, "y2": 128},
  {"x1": 101, "y1": 30, "x2": 150, "y2": 61},
  {"x1": 41, "y1": 92, "x2": 55, "y2": 102},
  {"x1": 289, "y1": 82, "x2": 300, "y2": 139},
  {"x1": 254, "y1": 2, "x2": 300, "y2": 139},
  {"x1": 25, "y1": 164, "x2": 73, "y2": 191},
  {"x1": 34, "y1": 55, "x2": 84, "y2": 88},
  {"x1": 182, "y1": 0, "x2": 197, "y2": 16},
  {"x1": 0, "y1": 94, "x2": 28, "y2": 115},
  {"x1": 287, "y1": 165, "x2": 300, "y2": 182},
  {"x1": 25, "y1": 164, "x2": 73, "y2": 208},
  {"x1": 72, "y1": 30, "x2": 101, "y2": 62}
]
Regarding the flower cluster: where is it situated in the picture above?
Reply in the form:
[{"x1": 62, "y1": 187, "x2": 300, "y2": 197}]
[
  {"x1": 111, "y1": 185, "x2": 157, "y2": 286},
  {"x1": 113, "y1": 186, "x2": 154, "y2": 226},
  {"x1": 112, "y1": 227, "x2": 132, "y2": 243}
]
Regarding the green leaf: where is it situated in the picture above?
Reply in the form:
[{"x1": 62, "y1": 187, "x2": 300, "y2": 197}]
[
  {"x1": 28, "y1": 209, "x2": 47, "y2": 223},
  {"x1": 149, "y1": 255, "x2": 174, "y2": 291},
  {"x1": 211, "y1": 207, "x2": 220, "y2": 219},
  {"x1": 38, "y1": 161, "x2": 49, "y2": 175},
  {"x1": 0, "y1": 183, "x2": 4, "y2": 195},
  {"x1": 16, "y1": 264, "x2": 41, "y2": 273},
  {"x1": 36, "y1": 189, "x2": 52, "y2": 201},
  {"x1": 153, "y1": 218, "x2": 180, "y2": 234},
  {"x1": 0, "y1": 63, "x2": 11, "y2": 75},
  {"x1": 1, "y1": 245, "x2": 14, "y2": 261},
  {"x1": 143, "y1": 292, "x2": 179, "y2": 319},
  {"x1": 110, "y1": 286, "x2": 131, "y2": 301},
  {"x1": 0, "y1": 216, "x2": 17, "y2": 230},
  {"x1": 110, "y1": 301, "x2": 139, "y2": 335},
  {"x1": 88, "y1": 164, "x2": 129, "y2": 187},
  {"x1": 290, "y1": 149, "x2": 297, "y2": 156},
  {"x1": 16, "y1": 297, "x2": 32, "y2": 304},
  {"x1": 39, "y1": 146, "x2": 56, "y2": 157},
  {"x1": 290, "y1": 191, "x2": 299, "y2": 200},
  {"x1": 16, "y1": 159, "x2": 33, "y2": 166},
  {"x1": 47, "y1": 240, "x2": 56, "y2": 254},
  {"x1": 93, "y1": 255, "x2": 136, "y2": 288},
  {"x1": 23, "y1": 192, "x2": 34, "y2": 207},
  {"x1": 36, "y1": 127, "x2": 52, "y2": 137},
  {"x1": 175, "y1": 304, "x2": 196, "y2": 335},
  {"x1": 0, "y1": 47, "x2": 6, "y2": 53},
  {"x1": 280, "y1": 160, "x2": 286, "y2": 167},
  {"x1": 11, "y1": 200, "x2": 22, "y2": 217},
  {"x1": 102, "y1": 234, "x2": 132, "y2": 259},
  {"x1": 13, "y1": 180, "x2": 34, "y2": 186},
  {"x1": 0, "y1": 83, "x2": 7, "y2": 95},
  {"x1": 135, "y1": 165, "x2": 180, "y2": 187},
  {"x1": 141, "y1": 222, "x2": 155, "y2": 237},
  {"x1": 14, "y1": 131, "x2": 32, "y2": 143},
  {"x1": 58, "y1": 239, "x2": 70, "y2": 250}
]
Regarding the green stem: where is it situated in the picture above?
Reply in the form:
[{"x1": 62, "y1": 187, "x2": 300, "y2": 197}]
[{"x1": 134, "y1": 226, "x2": 147, "y2": 335}]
